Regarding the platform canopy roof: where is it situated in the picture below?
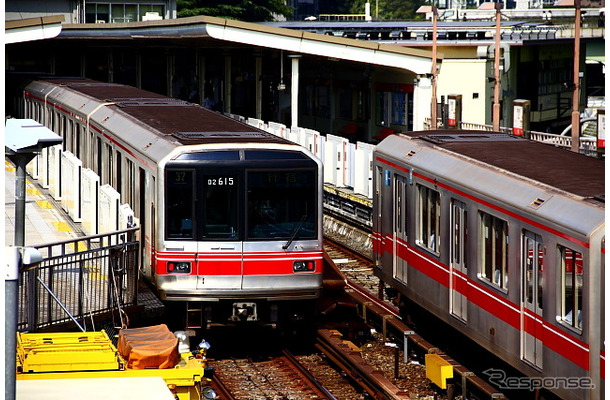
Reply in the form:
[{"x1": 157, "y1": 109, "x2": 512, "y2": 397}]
[
  {"x1": 58, "y1": 16, "x2": 438, "y2": 75},
  {"x1": 5, "y1": 15, "x2": 64, "y2": 44}
]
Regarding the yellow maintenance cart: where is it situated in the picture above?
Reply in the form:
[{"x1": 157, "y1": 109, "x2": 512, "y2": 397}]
[{"x1": 16, "y1": 325, "x2": 214, "y2": 400}]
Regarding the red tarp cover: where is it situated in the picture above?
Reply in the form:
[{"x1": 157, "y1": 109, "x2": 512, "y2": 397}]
[{"x1": 117, "y1": 324, "x2": 179, "y2": 369}]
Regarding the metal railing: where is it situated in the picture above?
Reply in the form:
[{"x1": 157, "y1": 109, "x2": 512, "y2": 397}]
[
  {"x1": 18, "y1": 227, "x2": 140, "y2": 332},
  {"x1": 425, "y1": 119, "x2": 599, "y2": 157}
]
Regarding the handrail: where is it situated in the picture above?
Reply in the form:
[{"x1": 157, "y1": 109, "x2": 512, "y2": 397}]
[{"x1": 19, "y1": 227, "x2": 140, "y2": 332}]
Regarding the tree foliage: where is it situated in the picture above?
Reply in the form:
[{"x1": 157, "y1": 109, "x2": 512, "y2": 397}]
[
  {"x1": 177, "y1": 0, "x2": 426, "y2": 22},
  {"x1": 349, "y1": 0, "x2": 425, "y2": 20},
  {"x1": 177, "y1": 0, "x2": 292, "y2": 22}
]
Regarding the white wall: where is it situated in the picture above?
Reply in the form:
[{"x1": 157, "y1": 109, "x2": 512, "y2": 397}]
[{"x1": 437, "y1": 59, "x2": 490, "y2": 126}]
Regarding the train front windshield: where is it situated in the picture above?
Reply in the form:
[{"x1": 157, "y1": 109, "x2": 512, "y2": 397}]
[
  {"x1": 165, "y1": 150, "x2": 318, "y2": 242},
  {"x1": 247, "y1": 170, "x2": 316, "y2": 240}
]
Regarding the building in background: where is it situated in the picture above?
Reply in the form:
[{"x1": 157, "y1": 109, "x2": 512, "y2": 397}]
[{"x1": 5, "y1": 0, "x2": 177, "y2": 24}]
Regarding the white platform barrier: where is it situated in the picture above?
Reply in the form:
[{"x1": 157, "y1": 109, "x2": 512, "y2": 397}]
[
  {"x1": 99, "y1": 184, "x2": 120, "y2": 245},
  {"x1": 301, "y1": 128, "x2": 324, "y2": 161},
  {"x1": 36, "y1": 147, "x2": 50, "y2": 188},
  {"x1": 354, "y1": 142, "x2": 374, "y2": 199},
  {"x1": 119, "y1": 203, "x2": 138, "y2": 230},
  {"x1": 81, "y1": 168, "x2": 100, "y2": 235},
  {"x1": 61, "y1": 151, "x2": 82, "y2": 223},
  {"x1": 247, "y1": 117, "x2": 266, "y2": 130},
  {"x1": 344, "y1": 141, "x2": 356, "y2": 189},
  {"x1": 286, "y1": 126, "x2": 301, "y2": 145},
  {"x1": 26, "y1": 151, "x2": 40, "y2": 180},
  {"x1": 324, "y1": 134, "x2": 350, "y2": 188},
  {"x1": 267, "y1": 121, "x2": 287, "y2": 138},
  {"x1": 47, "y1": 144, "x2": 62, "y2": 200}
]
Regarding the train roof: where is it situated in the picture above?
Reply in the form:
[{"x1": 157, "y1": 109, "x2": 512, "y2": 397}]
[
  {"x1": 28, "y1": 77, "x2": 293, "y2": 146},
  {"x1": 377, "y1": 131, "x2": 605, "y2": 206}
]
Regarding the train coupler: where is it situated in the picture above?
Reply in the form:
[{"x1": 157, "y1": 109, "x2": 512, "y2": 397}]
[{"x1": 230, "y1": 302, "x2": 258, "y2": 322}]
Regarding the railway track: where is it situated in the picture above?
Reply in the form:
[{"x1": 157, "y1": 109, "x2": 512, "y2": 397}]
[{"x1": 209, "y1": 350, "x2": 338, "y2": 400}]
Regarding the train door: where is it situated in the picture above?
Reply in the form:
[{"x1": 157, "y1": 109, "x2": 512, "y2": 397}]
[
  {"x1": 393, "y1": 174, "x2": 408, "y2": 284},
  {"x1": 521, "y1": 231, "x2": 543, "y2": 369},
  {"x1": 196, "y1": 171, "x2": 243, "y2": 291},
  {"x1": 449, "y1": 199, "x2": 468, "y2": 321},
  {"x1": 373, "y1": 165, "x2": 384, "y2": 266}
]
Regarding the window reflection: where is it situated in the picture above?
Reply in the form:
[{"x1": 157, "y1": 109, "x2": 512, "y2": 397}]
[
  {"x1": 166, "y1": 170, "x2": 194, "y2": 239},
  {"x1": 247, "y1": 171, "x2": 316, "y2": 240}
]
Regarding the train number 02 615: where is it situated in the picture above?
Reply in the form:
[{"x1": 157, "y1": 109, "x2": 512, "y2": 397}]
[{"x1": 208, "y1": 177, "x2": 234, "y2": 186}]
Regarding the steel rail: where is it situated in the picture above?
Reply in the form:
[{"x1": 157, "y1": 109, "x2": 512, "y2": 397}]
[
  {"x1": 210, "y1": 374, "x2": 235, "y2": 400},
  {"x1": 316, "y1": 328, "x2": 411, "y2": 400},
  {"x1": 281, "y1": 349, "x2": 339, "y2": 400}
]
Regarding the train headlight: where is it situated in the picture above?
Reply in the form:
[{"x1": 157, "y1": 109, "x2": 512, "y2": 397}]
[
  {"x1": 166, "y1": 261, "x2": 191, "y2": 274},
  {"x1": 293, "y1": 260, "x2": 315, "y2": 272}
]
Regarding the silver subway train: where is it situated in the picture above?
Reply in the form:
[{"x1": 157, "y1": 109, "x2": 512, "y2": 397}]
[
  {"x1": 20, "y1": 77, "x2": 324, "y2": 328},
  {"x1": 373, "y1": 131, "x2": 604, "y2": 400}
]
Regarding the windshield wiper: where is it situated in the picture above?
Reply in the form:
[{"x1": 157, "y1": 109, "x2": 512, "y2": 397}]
[{"x1": 282, "y1": 214, "x2": 308, "y2": 250}]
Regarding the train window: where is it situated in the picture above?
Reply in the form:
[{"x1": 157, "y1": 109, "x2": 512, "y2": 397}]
[
  {"x1": 82, "y1": 126, "x2": 88, "y2": 167},
  {"x1": 116, "y1": 151, "x2": 122, "y2": 195},
  {"x1": 166, "y1": 170, "x2": 194, "y2": 239},
  {"x1": 479, "y1": 212, "x2": 508, "y2": 290},
  {"x1": 559, "y1": 245, "x2": 583, "y2": 330},
  {"x1": 199, "y1": 173, "x2": 239, "y2": 240},
  {"x1": 417, "y1": 185, "x2": 440, "y2": 253},
  {"x1": 523, "y1": 232, "x2": 544, "y2": 310},
  {"x1": 86, "y1": 128, "x2": 97, "y2": 167},
  {"x1": 74, "y1": 121, "x2": 81, "y2": 159},
  {"x1": 67, "y1": 119, "x2": 73, "y2": 153},
  {"x1": 106, "y1": 143, "x2": 113, "y2": 186},
  {"x1": 60, "y1": 115, "x2": 66, "y2": 150},
  {"x1": 125, "y1": 159, "x2": 135, "y2": 206},
  {"x1": 48, "y1": 107, "x2": 54, "y2": 130},
  {"x1": 451, "y1": 199, "x2": 468, "y2": 268},
  {"x1": 97, "y1": 137, "x2": 103, "y2": 183},
  {"x1": 247, "y1": 170, "x2": 317, "y2": 240},
  {"x1": 394, "y1": 175, "x2": 406, "y2": 234}
]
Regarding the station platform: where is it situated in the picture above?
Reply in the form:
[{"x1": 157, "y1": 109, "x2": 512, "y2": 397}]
[
  {"x1": 4, "y1": 160, "x2": 80, "y2": 247},
  {"x1": 4, "y1": 159, "x2": 165, "y2": 331}
]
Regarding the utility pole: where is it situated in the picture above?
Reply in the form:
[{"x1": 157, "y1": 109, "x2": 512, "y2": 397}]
[
  {"x1": 492, "y1": 1, "x2": 501, "y2": 131},
  {"x1": 430, "y1": 4, "x2": 438, "y2": 129},
  {"x1": 571, "y1": 0, "x2": 582, "y2": 152}
]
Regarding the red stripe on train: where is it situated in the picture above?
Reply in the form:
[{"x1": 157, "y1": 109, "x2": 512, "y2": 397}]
[
  {"x1": 155, "y1": 250, "x2": 323, "y2": 276},
  {"x1": 376, "y1": 236, "x2": 590, "y2": 371}
]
